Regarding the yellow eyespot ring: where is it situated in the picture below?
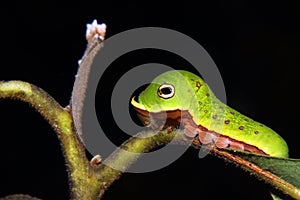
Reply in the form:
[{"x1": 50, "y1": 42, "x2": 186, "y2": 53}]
[{"x1": 157, "y1": 83, "x2": 175, "y2": 99}]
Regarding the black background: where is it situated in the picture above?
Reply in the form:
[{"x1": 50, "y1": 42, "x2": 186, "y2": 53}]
[{"x1": 0, "y1": 1, "x2": 300, "y2": 200}]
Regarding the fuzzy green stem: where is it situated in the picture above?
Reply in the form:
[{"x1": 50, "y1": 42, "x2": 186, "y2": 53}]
[
  {"x1": 0, "y1": 81, "x2": 96, "y2": 199},
  {"x1": 94, "y1": 130, "x2": 185, "y2": 198},
  {"x1": 1, "y1": 80, "x2": 299, "y2": 200},
  {"x1": 0, "y1": 80, "x2": 188, "y2": 199}
]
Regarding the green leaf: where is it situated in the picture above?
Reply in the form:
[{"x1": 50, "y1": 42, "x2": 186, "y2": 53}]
[
  {"x1": 228, "y1": 150, "x2": 300, "y2": 187},
  {"x1": 270, "y1": 193, "x2": 285, "y2": 200},
  {"x1": 220, "y1": 149, "x2": 300, "y2": 199}
]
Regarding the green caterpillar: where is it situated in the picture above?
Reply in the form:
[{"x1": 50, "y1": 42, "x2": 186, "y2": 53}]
[{"x1": 131, "y1": 70, "x2": 288, "y2": 158}]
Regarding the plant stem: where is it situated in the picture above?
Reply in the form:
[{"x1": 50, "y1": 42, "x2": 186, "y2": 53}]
[
  {"x1": 1, "y1": 81, "x2": 299, "y2": 200},
  {"x1": 0, "y1": 81, "x2": 96, "y2": 199},
  {"x1": 0, "y1": 80, "x2": 187, "y2": 199}
]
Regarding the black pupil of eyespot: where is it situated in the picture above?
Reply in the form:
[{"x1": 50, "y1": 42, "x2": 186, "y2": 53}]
[{"x1": 161, "y1": 87, "x2": 172, "y2": 95}]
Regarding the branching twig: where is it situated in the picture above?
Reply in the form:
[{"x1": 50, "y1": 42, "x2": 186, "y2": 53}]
[
  {"x1": 1, "y1": 20, "x2": 299, "y2": 200},
  {"x1": 0, "y1": 81, "x2": 96, "y2": 199},
  {"x1": 0, "y1": 79, "x2": 189, "y2": 199}
]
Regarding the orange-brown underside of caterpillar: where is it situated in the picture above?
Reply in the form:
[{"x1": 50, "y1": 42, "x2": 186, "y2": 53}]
[{"x1": 133, "y1": 107, "x2": 268, "y2": 156}]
